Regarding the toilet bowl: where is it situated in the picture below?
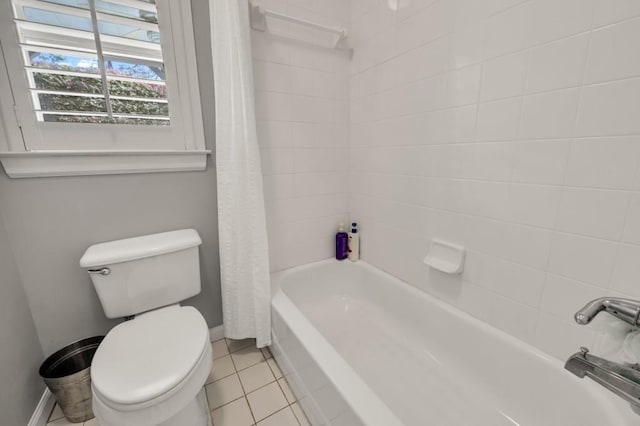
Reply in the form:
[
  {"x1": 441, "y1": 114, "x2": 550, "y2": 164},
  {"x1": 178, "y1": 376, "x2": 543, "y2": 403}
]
[
  {"x1": 91, "y1": 306, "x2": 212, "y2": 426},
  {"x1": 80, "y1": 229, "x2": 213, "y2": 426}
]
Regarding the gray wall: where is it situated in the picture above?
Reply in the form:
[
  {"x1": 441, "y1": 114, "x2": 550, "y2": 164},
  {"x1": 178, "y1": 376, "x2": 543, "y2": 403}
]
[
  {"x1": 0, "y1": 214, "x2": 45, "y2": 425},
  {"x1": 0, "y1": 167, "x2": 222, "y2": 355},
  {"x1": 0, "y1": 0, "x2": 221, "y2": 356}
]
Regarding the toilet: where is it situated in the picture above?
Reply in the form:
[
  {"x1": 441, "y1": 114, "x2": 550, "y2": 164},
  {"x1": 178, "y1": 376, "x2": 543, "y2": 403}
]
[{"x1": 79, "y1": 229, "x2": 212, "y2": 426}]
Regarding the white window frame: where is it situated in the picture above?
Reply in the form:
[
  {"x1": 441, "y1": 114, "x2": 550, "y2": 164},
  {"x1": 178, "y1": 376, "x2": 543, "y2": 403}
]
[{"x1": 0, "y1": 0, "x2": 210, "y2": 178}]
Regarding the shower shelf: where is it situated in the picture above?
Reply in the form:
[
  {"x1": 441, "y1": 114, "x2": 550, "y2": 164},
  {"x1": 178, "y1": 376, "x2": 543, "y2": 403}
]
[
  {"x1": 424, "y1": 239, "x2": 466, "y2": 275},
  {"x1": 249, "y1": 2, "x2": 351, "y2": 50}
]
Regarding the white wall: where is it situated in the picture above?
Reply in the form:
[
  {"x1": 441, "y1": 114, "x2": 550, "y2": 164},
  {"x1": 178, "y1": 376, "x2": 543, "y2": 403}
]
[
  {"x1": 251, "y1": 0, "x2": 351, "y2": 271},
  {"x1": 349, "y1": 0, "x2": 640, "y2": 359}
]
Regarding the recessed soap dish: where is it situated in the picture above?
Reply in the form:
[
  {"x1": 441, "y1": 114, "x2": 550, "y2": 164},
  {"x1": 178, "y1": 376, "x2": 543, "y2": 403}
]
[{"x1": 423, "y1": 239, "x2": 466, "y2": 275}]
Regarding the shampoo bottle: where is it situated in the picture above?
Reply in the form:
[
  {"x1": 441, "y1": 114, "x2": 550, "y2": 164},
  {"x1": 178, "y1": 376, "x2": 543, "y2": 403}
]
[
  {"x1": 348, "y1": 222, "x2": 360, "y2": 262},
  {"x1": 336, "y1": 223, "x2": 348, "y2": 260}
]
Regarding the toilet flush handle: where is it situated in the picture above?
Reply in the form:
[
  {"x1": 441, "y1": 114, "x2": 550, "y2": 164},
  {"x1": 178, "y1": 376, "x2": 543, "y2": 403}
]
[{"x1": 87, "y1": 267, "x2": 110, "y2": 276}]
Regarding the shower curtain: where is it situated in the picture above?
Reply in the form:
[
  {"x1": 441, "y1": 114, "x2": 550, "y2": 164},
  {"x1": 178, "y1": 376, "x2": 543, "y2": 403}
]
[{"x1": 210, "y1": 0, "x2": 271, "y2": 347}]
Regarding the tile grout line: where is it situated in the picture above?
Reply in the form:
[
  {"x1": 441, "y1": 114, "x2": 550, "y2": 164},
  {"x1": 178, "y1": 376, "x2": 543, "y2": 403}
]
[
  {"x1": 217, "y1": 341, "x2": 296, "y2": 425},
  {"x1": 224, "y1": 343, "x2": 258, "y2": 425},
  {"x1": 254, "y1": 403, "x2": 302, "y2": 426}
]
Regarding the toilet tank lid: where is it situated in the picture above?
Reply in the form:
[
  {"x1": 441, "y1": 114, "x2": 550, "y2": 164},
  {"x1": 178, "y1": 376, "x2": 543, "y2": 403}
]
[{"x1": 80, "y1": 229, "x2": 202, "y2": 268}]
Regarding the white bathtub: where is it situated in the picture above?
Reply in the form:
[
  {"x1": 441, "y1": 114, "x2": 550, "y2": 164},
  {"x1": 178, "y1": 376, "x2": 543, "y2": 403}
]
[{"x1": 270, "y1": 259, "x2": 638, "y2": 426}]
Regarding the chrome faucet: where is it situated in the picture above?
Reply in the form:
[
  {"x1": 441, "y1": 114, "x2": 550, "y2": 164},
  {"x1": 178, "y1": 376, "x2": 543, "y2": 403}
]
[
  {"x1": 574, "y1": 297, "x2": 640, "y2": 327},
  {"x1": 566, "y1": 297, "x2": 640, "y2": 415},
  {"x1": 565, "y1": 347, "x2": 640, "y2": 414}
]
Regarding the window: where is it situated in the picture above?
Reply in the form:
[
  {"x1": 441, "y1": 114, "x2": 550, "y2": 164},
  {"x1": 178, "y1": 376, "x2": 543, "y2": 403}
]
[
  {"x1": 0, "y1": 0, "x2": 208, "y2": 177},
  {"x1": 14, "y1": 0, "x2": 170, "y2": 126}
]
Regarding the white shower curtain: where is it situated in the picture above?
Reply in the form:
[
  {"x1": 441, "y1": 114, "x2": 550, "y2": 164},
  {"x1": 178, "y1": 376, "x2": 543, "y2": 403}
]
[{"x1": 210, "y1": 0, "x2": 271, "y2": 347}]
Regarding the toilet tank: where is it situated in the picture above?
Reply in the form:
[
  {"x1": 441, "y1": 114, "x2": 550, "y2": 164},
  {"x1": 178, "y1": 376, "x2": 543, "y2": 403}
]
[{"x1": 80, "y1": 229, "x2": 203, "y2": 318}]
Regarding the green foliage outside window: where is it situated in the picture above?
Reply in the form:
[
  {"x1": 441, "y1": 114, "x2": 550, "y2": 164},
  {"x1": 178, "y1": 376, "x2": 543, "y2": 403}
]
[{"x1": 31, "y1": 55, "x2": 169, "y2": 125}]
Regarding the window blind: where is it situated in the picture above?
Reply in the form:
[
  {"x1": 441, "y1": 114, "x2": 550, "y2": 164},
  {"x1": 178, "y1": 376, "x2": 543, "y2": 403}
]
[{"x1": 12, "y1": 0, "x2": 171, "y2": 125}]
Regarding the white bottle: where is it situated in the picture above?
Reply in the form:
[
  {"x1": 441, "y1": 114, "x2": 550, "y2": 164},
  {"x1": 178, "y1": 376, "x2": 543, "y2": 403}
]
[{"x1": 348, "y1": 222, "x2": 360, "y2": 262}]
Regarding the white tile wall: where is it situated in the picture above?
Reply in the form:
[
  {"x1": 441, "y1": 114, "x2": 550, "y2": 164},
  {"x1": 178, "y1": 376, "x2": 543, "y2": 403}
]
[
  {"x1": 251, "y1": 0, "x2": 351, "y2": 271},
  {"x1": 250, "y1": 0, "x2": 640, "y2": 361},
  {"x1": 348, "y1": 0, "x2": 640, "y2": 360}
]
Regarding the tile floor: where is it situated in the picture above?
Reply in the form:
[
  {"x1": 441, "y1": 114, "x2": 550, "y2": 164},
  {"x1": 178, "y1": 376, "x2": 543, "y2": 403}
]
[{"x1": 47, "y1": 338, "x2": 309, "y2": 426}]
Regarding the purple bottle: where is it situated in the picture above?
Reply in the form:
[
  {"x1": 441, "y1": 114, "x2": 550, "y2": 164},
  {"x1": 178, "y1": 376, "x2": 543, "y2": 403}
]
[{"x1": 336, "y1": 223, "x2": 348, "y2": 260}]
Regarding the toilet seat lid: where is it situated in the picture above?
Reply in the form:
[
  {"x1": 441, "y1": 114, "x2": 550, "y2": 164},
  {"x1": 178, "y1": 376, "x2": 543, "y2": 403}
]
[{"x1": 91, "y1": 305, "x2": 209, "y2": 405}]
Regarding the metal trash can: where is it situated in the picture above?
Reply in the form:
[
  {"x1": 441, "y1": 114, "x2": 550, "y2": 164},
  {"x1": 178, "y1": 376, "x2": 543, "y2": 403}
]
[{"x1": 39, "y1": 336, "x2": 104, "y2": 423}]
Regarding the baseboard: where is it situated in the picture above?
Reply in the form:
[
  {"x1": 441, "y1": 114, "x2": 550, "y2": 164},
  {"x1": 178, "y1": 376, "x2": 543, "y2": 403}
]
[
  {"x1": 28, "y1": 388, "x2": 55, "y2": 426},
  {"x1": 209, "y1": 324, "x2": 225, "y2": 342}
]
